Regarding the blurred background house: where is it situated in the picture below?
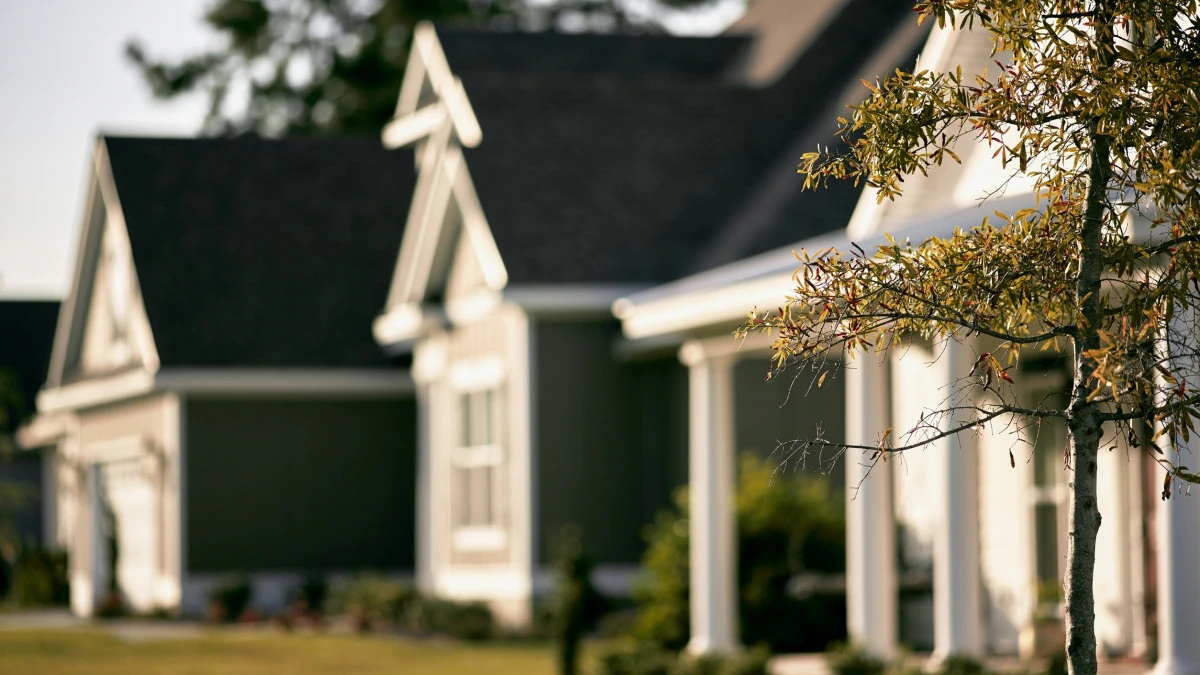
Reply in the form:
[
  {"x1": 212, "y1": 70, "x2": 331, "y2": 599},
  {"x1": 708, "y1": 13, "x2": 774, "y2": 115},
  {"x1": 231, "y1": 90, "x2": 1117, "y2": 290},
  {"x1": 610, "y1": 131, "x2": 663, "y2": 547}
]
[{"x1": 19, "y1": 136, "x2": 418, "y2": 617}]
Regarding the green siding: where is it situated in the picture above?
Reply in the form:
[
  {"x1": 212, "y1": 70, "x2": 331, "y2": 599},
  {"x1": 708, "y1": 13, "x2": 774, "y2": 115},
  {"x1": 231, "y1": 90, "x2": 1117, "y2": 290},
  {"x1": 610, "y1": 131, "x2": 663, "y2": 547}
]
[
  {"x1": 534, "y1": 321, "x2": 688, "y2": 566},
  {"x1": 185, "y1": 397, "x2": 416, "y2": 572},
  {"x1": 734, "y1": 357, "x2": 846, "y2": 491}
]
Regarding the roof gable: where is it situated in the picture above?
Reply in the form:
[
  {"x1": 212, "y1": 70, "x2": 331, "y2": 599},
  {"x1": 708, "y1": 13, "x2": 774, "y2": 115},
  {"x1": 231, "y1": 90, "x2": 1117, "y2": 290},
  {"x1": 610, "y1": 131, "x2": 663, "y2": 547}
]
[{"x1": 47, "y1": 139, "x2": 159, "y2": 389}]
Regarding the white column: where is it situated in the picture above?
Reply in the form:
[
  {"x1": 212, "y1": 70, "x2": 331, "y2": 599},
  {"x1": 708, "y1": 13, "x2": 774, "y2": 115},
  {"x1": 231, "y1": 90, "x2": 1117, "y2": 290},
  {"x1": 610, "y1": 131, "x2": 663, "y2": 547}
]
[
  {"x1": 845, "y1": 351, "x2": 897, "y2": 658},
  {"x1": 1154, "y1": 308, "x2": 1200, "y2": 675},
  {"x1": 1153, "y1": 454, "x2": 1200, "y2": 675},
  {"x1": 681, "y1": 343, "x2": 738, "y2": 654},
  {"x1": 931, "y1": 341, "x2": 983, "y2": 661}
]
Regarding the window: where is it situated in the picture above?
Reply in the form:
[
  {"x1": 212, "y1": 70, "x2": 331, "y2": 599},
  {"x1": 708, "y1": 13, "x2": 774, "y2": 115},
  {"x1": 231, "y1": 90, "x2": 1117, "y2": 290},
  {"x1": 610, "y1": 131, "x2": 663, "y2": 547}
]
[
  {"x1": 451, "y1": 388, "x2": 506, "y2": 550},
  {"x1": 1026, "y1": 371, "x2": 1070, "y2": 615}
]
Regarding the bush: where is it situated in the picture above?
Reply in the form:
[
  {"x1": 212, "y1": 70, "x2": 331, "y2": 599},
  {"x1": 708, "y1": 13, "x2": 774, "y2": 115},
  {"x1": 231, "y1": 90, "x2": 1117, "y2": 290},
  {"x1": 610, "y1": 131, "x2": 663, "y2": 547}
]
[
  {"x1": 632, "y1": 453, "x2": 846, "y2": 653},
  {"x1": 207, "y1": 574, "x2": 252, "y2": 623},
  {"x1": 550, "y1": 526, "x2": 608, "y2": 674},
  {"x1": 11, "y1": 546, "x2": 69, "y2": 607},
  {"x1": 328, "y1": 574, "x2": 414, "y2": 631},
  {"x1": 595, "y1": 643, "x2": 770, "y2": 675},
  {"x1": 291, "y1": 573, "x2": 328, "y2": 614},
  {"x1": 405, "y1": 595, "x2": 494, "y2": 641},
  {"x1": 937, "y1": 655, "x2": 986, "y2": 675},
  {"x1": 826, "y1": 643, "x2": 885, "y2": 675},
  {"x1": 1042, "y1": 652, "x2": 1068, "y2": 675},
  {"x1": 595, "y1": 643, "x2": 676, "y2": 675}
]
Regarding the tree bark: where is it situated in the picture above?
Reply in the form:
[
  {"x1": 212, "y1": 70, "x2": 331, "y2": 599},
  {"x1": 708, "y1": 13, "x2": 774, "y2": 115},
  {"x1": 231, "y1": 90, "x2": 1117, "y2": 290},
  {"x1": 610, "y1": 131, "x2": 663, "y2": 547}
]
[{"x1": 1065, "y1": 10, "x2": 1114, "y2": 671}]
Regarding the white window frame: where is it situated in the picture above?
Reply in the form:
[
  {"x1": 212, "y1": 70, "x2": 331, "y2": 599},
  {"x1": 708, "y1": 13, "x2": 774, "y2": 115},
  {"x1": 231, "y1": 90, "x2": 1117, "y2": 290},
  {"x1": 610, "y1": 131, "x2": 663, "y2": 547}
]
[{"x1": 448, "y1": 356, "x2": 508, "y2": 552}]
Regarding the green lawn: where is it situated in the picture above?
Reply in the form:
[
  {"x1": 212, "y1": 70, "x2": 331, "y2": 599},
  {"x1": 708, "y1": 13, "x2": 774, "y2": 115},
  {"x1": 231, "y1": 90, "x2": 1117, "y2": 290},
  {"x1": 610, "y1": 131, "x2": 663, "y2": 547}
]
[{"x1": 0, "y1": 628, "x2": 560, "y2": 674}]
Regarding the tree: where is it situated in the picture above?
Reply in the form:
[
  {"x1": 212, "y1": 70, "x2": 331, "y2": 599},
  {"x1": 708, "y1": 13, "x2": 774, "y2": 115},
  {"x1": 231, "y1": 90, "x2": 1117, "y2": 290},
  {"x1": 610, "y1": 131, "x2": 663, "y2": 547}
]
[
  {"x1": 125, "y1": 0, "x2": 723, "y2": 136},
  {"x1": 738, "y1": 3, "x2": 1200, "y2": 674}
]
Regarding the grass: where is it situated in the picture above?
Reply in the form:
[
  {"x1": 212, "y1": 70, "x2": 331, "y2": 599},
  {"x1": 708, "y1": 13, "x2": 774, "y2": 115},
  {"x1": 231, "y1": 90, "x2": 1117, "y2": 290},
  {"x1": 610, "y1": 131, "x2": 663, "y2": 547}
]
[{"x1": 0, "y1": 628, "x2": 560, "y2": 674}]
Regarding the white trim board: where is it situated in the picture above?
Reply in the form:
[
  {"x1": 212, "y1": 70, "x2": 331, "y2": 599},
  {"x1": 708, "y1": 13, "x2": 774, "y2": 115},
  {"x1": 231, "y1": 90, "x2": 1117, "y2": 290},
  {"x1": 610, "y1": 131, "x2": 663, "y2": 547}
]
[{"x1": 155, "y1": 369, "x2": 415, "y2": 396}]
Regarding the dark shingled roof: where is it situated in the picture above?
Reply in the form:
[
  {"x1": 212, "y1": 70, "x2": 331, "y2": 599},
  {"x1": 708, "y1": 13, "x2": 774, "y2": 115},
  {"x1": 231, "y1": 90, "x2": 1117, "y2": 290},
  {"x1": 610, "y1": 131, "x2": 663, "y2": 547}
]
[
  {"x1": 0, "y1": 300, "x2": 60, "y2": 416},
  {"x1": 438, "y1": 30, "x2": 751, "y2": 83},
  {"x1": 430, "y1": 0, "x2": 918, "y2": 285},
  {"x1": 103, "y1": 136, "x2": 414, "y2": 368}
]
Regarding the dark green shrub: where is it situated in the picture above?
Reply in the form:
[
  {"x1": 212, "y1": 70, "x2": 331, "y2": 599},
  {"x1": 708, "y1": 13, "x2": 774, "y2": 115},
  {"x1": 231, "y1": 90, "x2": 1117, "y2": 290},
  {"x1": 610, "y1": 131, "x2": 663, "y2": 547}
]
[
  {"x1": 632, "y1": 453, "x2": 847, "y2": 653},
  {"x1": 595, "y1": 643, "x2": 770, "y2": 675},
  {"x1": 292, "y1": 573, "x2": 328, "y2": 613},
  {"x1": 1042, "y1": 652, "x2": 1068, "y2": 675},
  {"x1": 595, "y1": 642, "x2": 676, "y2": 675},
  {"x1": 11, "y1": 546, "x2": 69, "y2": 607},
  {"x1": 403, "y1": 594, "x2": 494, "y2": 641},
  {"x1": 937, "y1": 654, "x2": 986, "y2": 675},
  {"x1": 207, "y1": 574, "x2": 252, "y2": 622},
  {"x1": 329, "y1": 574, "x2": 414, "y2": 631},
  {"x1": 826, "y1": 642, "x2": 885, "y2": 675},
  {"x1": 550, "y1": 526, "x2": 608, "y2": 674}
]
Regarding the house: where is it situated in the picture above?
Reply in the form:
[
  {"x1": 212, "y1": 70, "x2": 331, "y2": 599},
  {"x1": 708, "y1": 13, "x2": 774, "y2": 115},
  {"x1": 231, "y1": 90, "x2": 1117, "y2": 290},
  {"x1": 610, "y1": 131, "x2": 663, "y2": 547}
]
[
  {"x1": 20, "y1": 136, "x2": 420, "y2": 617},
  {"x1": 616, "y1": 14, "x2": 1200, "y2": 674},
  {"x1": 371, "y1": 0, "x2": 926, "y2": 626},
  {"x1": 0, "y1": 299, "x2": 61, "y2": 549}
]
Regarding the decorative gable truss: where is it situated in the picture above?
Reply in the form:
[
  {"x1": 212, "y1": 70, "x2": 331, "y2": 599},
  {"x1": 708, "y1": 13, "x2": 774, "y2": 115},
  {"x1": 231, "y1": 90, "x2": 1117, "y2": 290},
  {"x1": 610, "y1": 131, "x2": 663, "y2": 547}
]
[
  {"x1": 373, "y1": 23, "x2": 508, "y2": 349},
  {"x1": 39, "y1": 138, "x2": 161, "y2": 414}
]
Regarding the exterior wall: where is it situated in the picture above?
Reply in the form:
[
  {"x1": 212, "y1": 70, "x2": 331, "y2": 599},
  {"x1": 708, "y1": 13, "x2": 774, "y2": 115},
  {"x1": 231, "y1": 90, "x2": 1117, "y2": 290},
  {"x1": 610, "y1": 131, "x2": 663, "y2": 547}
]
[
  {"x1": 0, "y1": 451, "x2": 44, "y2": 546},
  {"x1": 534, "y1": 320, "x2": 689, "y2": 570},
  {"x1": 184, "y1": 396, "x2": 416, "y2": 579},
  {"x1": 733, "y1": 356, "x2": 846, "y2": 489}
]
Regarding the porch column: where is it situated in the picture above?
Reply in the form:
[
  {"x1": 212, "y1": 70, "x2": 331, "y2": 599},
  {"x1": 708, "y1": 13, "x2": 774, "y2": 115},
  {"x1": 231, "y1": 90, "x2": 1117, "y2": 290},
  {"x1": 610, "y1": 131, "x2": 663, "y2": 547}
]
[
  {"x1": 680, "y1": 342, "x2": 738, "y2": 654},
  {"x1": 1154, "y1": 309, "x2": 1200, "y2": 675},
  {"x1": 845, "y1": 350, "x2": 897, "y2": 658},
  {"x1": 930, "y1": 341, "x2": 983, "y2": 661}
]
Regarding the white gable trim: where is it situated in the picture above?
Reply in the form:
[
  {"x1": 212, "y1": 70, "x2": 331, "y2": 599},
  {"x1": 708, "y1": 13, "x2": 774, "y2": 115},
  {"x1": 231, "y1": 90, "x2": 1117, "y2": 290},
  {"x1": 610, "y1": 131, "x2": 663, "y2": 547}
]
[
  {"x1": 38, "y1": 368, "x2": 157, "y2": 414},
  {"x1": 377, "y1": 24, "x2": 509, "y2": 348},
  {"x1": 46, "y1": 139, "x2": 161, "y2": 389},
  {"x1": 388, "y1": 22, "x2": 481, "y2": 149}
]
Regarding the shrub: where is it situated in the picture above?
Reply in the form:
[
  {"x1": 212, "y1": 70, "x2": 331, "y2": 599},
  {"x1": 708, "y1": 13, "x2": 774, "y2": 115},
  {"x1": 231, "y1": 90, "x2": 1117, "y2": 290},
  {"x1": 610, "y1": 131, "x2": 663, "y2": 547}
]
[
  {"x1": 328, "y1": 574, "x2": 413, "y2": 631},
  {"x1": 207, "y1": 574, "x2": 252, "y2": 623},
  {"x1": 11, "y1": 546, "x2": 69, "y2": 607},
  {"x1": 826, "y1": 643, "x2": 885, "y2": 675},
  {"x1": 405, "y1": 595, "x2": 494, "y2": 641},
  {"x1": 1042, "y1": 652, "x2": 1068, "y2": 675},
  {"x1": 292, "y1": 573, "x2": 328, "y2": 614},
  {"x1": 632, "y1": 452, "x2": 847, "y2": 653},
  {"x1": 595, "y1": 643, "x2": 770, "y2": 675},
  {"x1": 550, "y1": 526, "x2": 608, "y2": 674},
  {"x1": 937, "y1": 655, "x2": 986, "y2": 675},
  {"x1": 595, "y1": 642, "x2": 676, "y2": 675}
]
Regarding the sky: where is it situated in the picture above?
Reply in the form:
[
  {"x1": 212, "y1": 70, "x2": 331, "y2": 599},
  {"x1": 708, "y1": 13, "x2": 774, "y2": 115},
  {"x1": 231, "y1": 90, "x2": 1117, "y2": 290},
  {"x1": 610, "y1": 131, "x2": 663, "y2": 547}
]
[{"x1": 0, "y1": 0, "x2": 743, "y2": 300}]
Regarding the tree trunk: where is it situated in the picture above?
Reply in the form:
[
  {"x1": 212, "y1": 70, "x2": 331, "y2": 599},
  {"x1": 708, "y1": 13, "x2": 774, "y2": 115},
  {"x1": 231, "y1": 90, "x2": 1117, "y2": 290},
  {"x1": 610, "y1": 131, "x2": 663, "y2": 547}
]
[{"x1": 1064, "y1": 8, "x2": 1115, "y2": 674}]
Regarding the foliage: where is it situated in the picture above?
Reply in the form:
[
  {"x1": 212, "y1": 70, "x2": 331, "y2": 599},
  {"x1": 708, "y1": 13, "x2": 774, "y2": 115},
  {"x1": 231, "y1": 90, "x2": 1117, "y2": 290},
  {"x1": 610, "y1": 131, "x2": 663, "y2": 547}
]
[
  {"x1": 406, "y1": 596, "x2": 495, "y2": 641},
  {"x1": 291, "y1": 572, "x2": 329, "y2": 613},
  {"x1": 549, "y1": 525, "x2": 608, "y2": 675},
  {"x1": 739, "y1": 2, "x2": 1200, "y2": 673},
  {"x1": 595, "y1": 642, "x2": 770, "y2": 675},
  {"x1": 327, "y1": 574, "x2": 495, "y2": 640},
  {"x1": 207, "y1": 574, "x2": 253, "y2": 622},
  {"x1": 125, "y1": 0, "x2": 724, "y2": 137},
  {"x1": 631, "y1": 452, "x2": 845, "y2": 653},
  {"x1": 826, "y1": 643, "x2": 886, "y2": 675},
  {"x1": 10, "y1": 546, "x2": 69, "y2": 607}
]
